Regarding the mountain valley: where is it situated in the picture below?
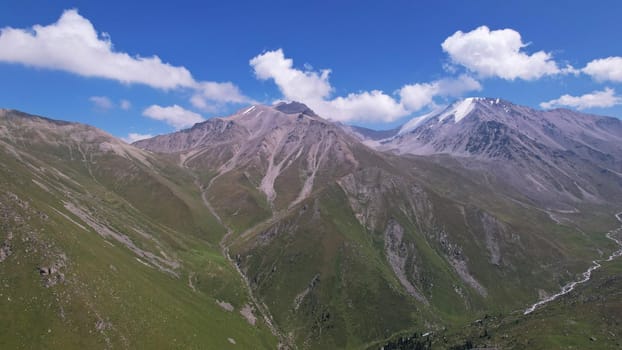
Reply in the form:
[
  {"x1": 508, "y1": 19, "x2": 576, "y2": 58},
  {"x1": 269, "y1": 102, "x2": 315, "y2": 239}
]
[{"x1": 1, "y1": 99, "x2": 622, "y2": 349}]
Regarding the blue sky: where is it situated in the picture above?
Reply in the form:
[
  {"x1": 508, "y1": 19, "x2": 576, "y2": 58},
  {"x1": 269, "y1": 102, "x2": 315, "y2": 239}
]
[{"x1": 1, "y1": 0, "x2": 621, "y2": 140}]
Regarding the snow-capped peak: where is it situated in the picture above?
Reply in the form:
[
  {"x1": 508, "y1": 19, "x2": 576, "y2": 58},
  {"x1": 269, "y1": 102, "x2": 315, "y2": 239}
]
[
  {"x1": 398, "y1": 98, "x2": 480, "y2": 135},
  {"x1": 452, "y1": 97, "x2": 477, "y2": 122},
  {"x1": 398, "y1": 108, "x2": 443, "y2": 135},
  {"x1": 438, "y1": 98, "x2": 478, "y2": 123}
]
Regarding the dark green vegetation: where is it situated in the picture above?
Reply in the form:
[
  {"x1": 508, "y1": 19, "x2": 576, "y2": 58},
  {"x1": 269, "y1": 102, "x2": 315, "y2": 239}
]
[
  {"x1": 427, "y1": 258, "x2": 622, "y2": 349},
  {"x1": 2, "y1": 104, "x2": 622, "y2": 349}
]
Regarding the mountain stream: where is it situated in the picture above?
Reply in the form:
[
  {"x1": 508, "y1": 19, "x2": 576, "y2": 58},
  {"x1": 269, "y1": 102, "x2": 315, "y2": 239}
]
[{"x1": 524, "y1": 212, "x2": 622, "y2": 314}]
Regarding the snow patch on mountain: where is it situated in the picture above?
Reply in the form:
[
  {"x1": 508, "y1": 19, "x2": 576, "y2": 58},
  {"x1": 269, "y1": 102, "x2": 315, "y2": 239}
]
[
  {"x1": 438, "y1": 97, "x2": 477, "y2": 123},
  {"x1": 398, "y1": 98, "x2": 478, "y2": 136},
  {"x1": 452, "y1": 97, "x2": 477, "y2": 122},
  {"x1": 242, "y1": 105, "x2": 256, "y2": 115},
  {"x1": 398, "y1": 109, "x2": 442, "y2": 135}
]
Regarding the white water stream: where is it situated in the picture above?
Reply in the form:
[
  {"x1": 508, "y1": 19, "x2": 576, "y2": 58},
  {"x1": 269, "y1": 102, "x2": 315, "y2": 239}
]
[{"x1": 524, "y1": 212, "x2": 622, "y2": 315}]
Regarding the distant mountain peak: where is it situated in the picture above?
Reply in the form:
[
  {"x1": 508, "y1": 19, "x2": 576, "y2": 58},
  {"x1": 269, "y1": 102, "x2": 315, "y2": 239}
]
[
  {"x1": 384, "y1": 96, "x2": 622, "y2": 163},
  {"x1": 444, "y1": 97, "x2": 478, "y2": 123},
  {"x1": 1, "y1": 108, "x2": 80, "y2": 127},
  {"x1": 273, "y1": 101, "x2": 317, "y2": 116},
  {"x1": 446, "y1": 97, "x2": 517, "y2": 120},
  {"x1": 397, "y1": 97, "x2": 518, "y2": 135}
]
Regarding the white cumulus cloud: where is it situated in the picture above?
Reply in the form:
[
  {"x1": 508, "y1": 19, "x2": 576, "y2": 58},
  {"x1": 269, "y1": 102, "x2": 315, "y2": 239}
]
[
  {"x1": 124, "y1": 133, "x2": 154, "y2": 143},
  {"x1": 582, "y1": 57, "x2": 622, "y2": 82},
  {"x1": 250, "y1": 49, "x2": 481, "y2": 122},
  {"x1": 399, "y1": 75, "x2": 482, "y2": 111},
  {"x1": 0, "y1": 9, "x2": 251, "y2": 108},
  {"x1": 89, "y1": 96, "x2": 114, "y2": 110},
  {"x1": 251, "y1": 49, "x2": 333, "y2": 102},
  {"x1": 325, "y1": 90, "x2": 408, "y2": 123},
  {"x1": 190, "y1": 81, "x2": 253, "y2": 112},
  {"x1": 441, "y1": 26, "x2": 561, "y2": 81},
  {"x1": 0, "y1": 9, "x2": 193, "y2": 89},
  {"x1": 540, "y1": 87, "x2": 622, "y2": 110},
  {"x1": 142, "y1": 105, "x2": 204, "y2": 129}
]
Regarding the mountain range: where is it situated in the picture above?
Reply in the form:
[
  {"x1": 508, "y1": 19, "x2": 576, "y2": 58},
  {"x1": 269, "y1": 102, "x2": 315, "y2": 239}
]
[{"x1": 1, "y1": 99, "x2": 621, "y2": 349}]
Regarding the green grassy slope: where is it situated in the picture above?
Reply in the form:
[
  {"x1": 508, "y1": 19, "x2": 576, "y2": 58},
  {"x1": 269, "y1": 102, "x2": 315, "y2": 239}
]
[
  {"x1": 230, "y1": 185, "x2": 432, "y2": 349},
  {"x1": 220, "y1": 149, "x2": 620, "y2": 349},
  {"x1": 435, "y1": 258, "x2": 622, "y2": 350},
  {"x1": 3, "y1": 109, "x2": 621, "y2": 350},
  {"x1": 0, "y1": 112, "x2": 277, "y2": 349}
]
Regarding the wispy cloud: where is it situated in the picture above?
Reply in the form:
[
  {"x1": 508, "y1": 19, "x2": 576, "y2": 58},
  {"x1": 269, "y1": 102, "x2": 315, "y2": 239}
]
[
  {"x1": 142, "y1": 104, "x2": 204, "y2": 129},
  {"x1": 540, "y1": 88, "x2": 622, "y2": 110},
  {"x1": 190, "y1": 81, "x2": 254, "y2": 112},
  {"x1": 120, "y1": 99, "x2": 132, "y2": 110},
  {"x1": 399, "y1": 75, "x2": 482, "y2": 111},
  {"x1": 124, "y1": 132, "x2": 154, "y2": 143},
  {"x1": 89, "y1": 96, "x2": 114, "y2": 110}
]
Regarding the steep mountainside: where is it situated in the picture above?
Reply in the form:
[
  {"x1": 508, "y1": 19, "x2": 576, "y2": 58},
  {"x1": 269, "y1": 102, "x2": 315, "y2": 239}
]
[
  {"x1": 378, "y1": 98, "x2": 622, "y2": 208},
  {"x1": 0, "y1": 109, "x2": 277, "y2": 349},
  {"x1": 135, "y1": 103, "x2": 360, "y2": 216},
  {"x1": 135, "y1": 101, "x2": 622, "y2": 349},
  {"x1": 1, "y1": 100, "x2": 620, "y2": 349},
  {"x1": 340, "y1": 124, "x2": 400, "y2": 141}
]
